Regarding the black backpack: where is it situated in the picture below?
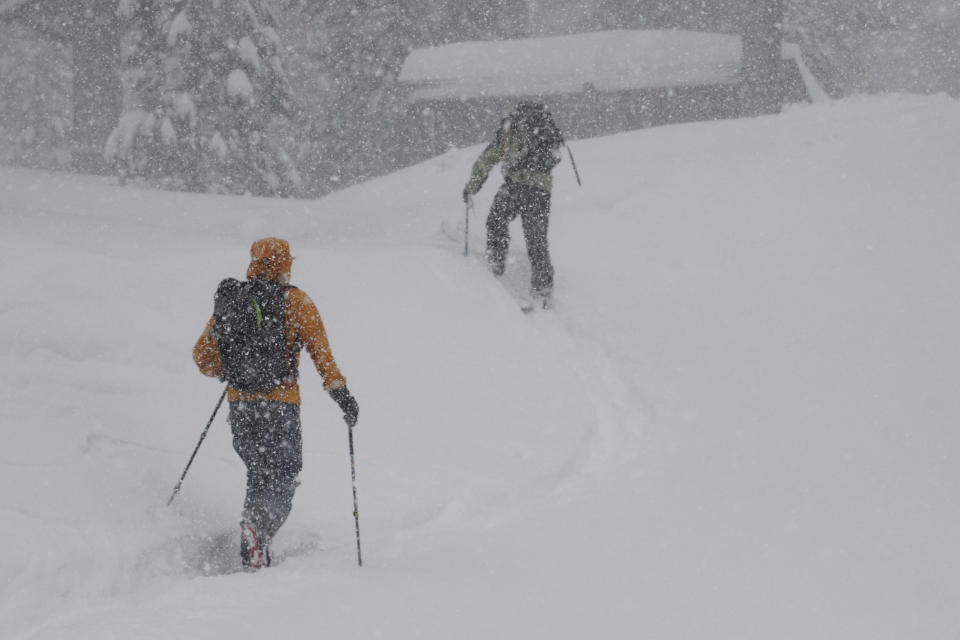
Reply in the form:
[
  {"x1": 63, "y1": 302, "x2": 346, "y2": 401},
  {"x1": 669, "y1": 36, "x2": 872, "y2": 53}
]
[
  {"x1": 212, "y1": 278, "x2": 295, "y2": 392},
  {"x1": 513, "y1": 102, "x2": 563, "y2": 173}
]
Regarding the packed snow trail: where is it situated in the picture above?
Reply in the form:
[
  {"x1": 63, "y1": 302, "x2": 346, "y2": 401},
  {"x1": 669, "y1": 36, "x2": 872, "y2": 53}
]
[{"x1": 2, "y1": 94, "x2": 959, "y2": 639}]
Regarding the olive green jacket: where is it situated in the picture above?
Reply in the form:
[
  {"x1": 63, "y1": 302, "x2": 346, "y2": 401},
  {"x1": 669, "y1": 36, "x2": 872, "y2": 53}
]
[{"x1": 464, "y1": 118, "x2": 553, "y2": 195}]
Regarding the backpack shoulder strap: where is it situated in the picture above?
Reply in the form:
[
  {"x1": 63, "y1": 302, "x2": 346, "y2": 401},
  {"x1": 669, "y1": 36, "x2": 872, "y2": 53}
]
[{"x1": 214, "y1": 278, "x2": 243, "y2": 315}]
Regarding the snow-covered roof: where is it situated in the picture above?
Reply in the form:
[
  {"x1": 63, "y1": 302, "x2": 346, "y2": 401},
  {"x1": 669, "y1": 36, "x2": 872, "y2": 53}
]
[{"x1": 399, "y1": 29, "x2": 826, "y2": 103}]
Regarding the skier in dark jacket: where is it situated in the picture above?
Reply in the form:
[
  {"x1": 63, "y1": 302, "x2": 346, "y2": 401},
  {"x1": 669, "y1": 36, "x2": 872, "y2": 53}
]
[
  {"x1": 462, "y1": 101, "x2": 563, "y2": 306},
  {"x1": 193, "y1": 237, "x2": 359, "y2": 570}
]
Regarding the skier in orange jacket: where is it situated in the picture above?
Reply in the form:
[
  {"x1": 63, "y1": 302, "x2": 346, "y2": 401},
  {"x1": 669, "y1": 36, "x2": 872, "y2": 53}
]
[{"x1": 194, "y1": 237, "x2": 358, "y2": 569}]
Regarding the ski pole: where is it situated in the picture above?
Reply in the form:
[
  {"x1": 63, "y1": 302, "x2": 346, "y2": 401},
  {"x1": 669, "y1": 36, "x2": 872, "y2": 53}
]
[
  {"x1": 167, "y1": 385, "x2": 228, "y2": 506},
  {"x1": 564, "y1": 142, "x2": 582, "y2": 186},
  {"x1": 347, "y1": 420, "x2": 363, "y2": 566},
  {"x1": 464, "y1": 199, "x2": 470, "y2": 257}
]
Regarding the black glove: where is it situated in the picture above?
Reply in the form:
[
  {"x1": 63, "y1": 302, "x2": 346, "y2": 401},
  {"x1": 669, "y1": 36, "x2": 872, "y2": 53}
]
[
  {"x1": 330, "y1": 387, "x2": 359, "y2": 428},
  {"x1": 462, "y1": 186, "x2": 473, "y2": 203}
]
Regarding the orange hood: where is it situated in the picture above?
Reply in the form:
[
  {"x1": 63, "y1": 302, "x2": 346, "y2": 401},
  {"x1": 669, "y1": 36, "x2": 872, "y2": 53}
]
[{"x1": 246, "y1": 237, "x2": 292, "y2": 281}]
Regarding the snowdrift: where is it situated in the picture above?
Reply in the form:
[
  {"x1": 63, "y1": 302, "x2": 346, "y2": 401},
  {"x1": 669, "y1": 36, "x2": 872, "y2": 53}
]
[{"x1": 2, "y1": 94, "x2": 959, "y2": 639}]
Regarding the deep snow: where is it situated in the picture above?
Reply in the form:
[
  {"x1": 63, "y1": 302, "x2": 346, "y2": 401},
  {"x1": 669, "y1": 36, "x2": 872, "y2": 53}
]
[{"x1": 1, "y1": 94, "x2": 959, "y2": 639}]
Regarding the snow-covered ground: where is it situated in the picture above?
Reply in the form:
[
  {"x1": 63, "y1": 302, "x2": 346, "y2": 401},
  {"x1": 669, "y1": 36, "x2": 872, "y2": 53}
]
[{"x1": 2, "y1": 94, "x2": 959, "y2": 639}]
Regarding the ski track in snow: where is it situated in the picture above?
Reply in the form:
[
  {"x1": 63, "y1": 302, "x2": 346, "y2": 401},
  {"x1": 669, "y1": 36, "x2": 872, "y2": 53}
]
[{"x1": 434, "y1": 219, "x2": 645, "y2": 488}]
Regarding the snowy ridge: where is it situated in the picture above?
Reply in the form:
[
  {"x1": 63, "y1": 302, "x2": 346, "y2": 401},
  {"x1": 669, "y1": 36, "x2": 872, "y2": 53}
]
[{"x1": 2, "y1": 94, "x2": 959, "y2": 639}]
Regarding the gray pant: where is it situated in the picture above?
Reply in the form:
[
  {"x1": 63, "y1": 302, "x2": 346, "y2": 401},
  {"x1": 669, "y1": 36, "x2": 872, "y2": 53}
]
[
  {"x1": 486, "y1": 179, "x2": 554, "y2": 295},
  {"x1": 229, "y1": 401, "x2": 303, "y2": 542}
]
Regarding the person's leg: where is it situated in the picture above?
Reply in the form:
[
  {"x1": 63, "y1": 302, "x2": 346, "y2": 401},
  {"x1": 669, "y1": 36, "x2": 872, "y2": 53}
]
[
  {"x1": 519, "y1": 186, "x2": 554, "y2": 297},
  {"x1": 486, "y1": 181, "x2": 519, "y2": 276},
  {"x1": 230, "y1": 401, "x2": 266, "y2": 530},
  {"x1": 257, "y1": 403, "x2": 303, "y2": 541},
  {"x1": 230, "y1": 401, "x2": 303, "y2": 567},
  {"x1": 230, "y1": 401, "x2": 268, "y2": 567}
]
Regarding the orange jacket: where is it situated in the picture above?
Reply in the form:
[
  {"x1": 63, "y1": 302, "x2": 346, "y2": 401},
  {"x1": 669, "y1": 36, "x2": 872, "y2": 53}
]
[{"x1": 193, "y1": 238, "x2": 347, "y2": 405}]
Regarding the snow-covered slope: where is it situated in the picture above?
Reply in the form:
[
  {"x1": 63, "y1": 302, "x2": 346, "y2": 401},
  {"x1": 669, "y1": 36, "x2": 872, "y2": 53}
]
[{"x1": 2, "y1": 94, "x2": 959, "y2": 639}]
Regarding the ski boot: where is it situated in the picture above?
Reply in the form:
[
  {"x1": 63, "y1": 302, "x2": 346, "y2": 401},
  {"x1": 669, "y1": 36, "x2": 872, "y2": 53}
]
[{"x1": 240, "y1": 523, "x2": 271, "y2": 570}]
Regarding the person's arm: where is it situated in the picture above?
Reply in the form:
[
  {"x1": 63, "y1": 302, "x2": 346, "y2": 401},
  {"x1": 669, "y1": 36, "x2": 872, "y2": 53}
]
[
  {"x1": 193, "y1": 316, "x2": 224, "y2": 379},
  {"x1": 463, "y1": 121, "x2": 509, "y2": 199},
  {"x1": 463, "y1": 141, "x2": 500, "y2": 199},
  {"x1": 289, "y1": 288, "x2": 347, "y2": 391},
  {"x1": 289, "y1": 288, "x2": 359, "y2": 426}
]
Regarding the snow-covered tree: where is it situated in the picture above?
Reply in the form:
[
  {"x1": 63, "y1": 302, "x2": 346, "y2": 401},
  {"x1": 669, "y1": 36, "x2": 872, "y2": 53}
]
[
  {"x1": 280, "y1": 0, "x2": 421, "y2": 195},
  {"x1": 107, "y1": 0, "x2": 301, "y2": 196},
  {"x1": 915, "y1": 1, "x2": 960, "y2": 95},
  {"x1": 0, "y1": 23, "x2": 72, "y2": 169},
  {"x1": 782, "y1": 0, "x2": 959, "y2": 96},
  {"x1": 1, "y1": 0, "x2": 121, "y2": 174},
  {"x1": 854, "y1": 0, "x2": 960, "y2": 96},
  {"x1": 529, "y1": 0, "x2": 750, "y2": 34},
  {"x1": 446, "y1": 0, "x2": 529, "y2": 40}
]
